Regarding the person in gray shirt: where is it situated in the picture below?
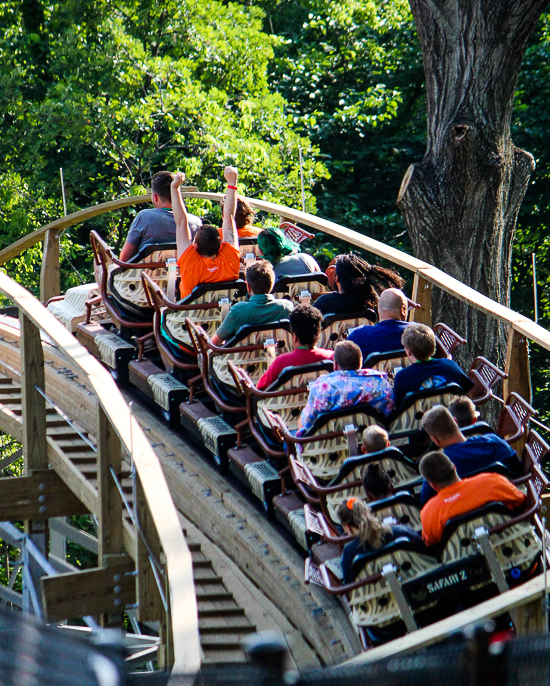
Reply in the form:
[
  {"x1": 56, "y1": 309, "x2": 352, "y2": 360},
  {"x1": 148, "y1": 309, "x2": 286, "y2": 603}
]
[{"x1": 119, "y1": 171, "x2": 202, "y2": 262}]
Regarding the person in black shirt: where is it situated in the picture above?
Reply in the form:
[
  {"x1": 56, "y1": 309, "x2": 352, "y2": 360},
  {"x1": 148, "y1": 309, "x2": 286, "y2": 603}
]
[
  {"x1": 337, "y1": 498, "x2": 422, "y2": 584},
  {"x1": 315, "y1": 254, "x2": 404, "y2": 315}
]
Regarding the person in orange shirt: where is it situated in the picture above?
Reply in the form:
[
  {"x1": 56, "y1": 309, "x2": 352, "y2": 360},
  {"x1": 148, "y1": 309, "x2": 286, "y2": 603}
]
[
  {"x1": 172, "y1": 167, "x2": 241, "y2": 299},
  {"x1": 419, "y1": 450, "x2": 526, "y2": 547}
]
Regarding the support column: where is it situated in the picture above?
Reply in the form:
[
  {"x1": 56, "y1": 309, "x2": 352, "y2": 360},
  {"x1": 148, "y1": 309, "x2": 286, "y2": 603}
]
[
  {"x1": 410, "y1": 274, "x2": 432, "y2": 326},
  {"x1": 20, "y1": 313, "x2": 48, "y2": 616},
  {"x1": 40, "y1": 229, "x2": 61, "y2": 304},
  {"x1": 97, "y1": 404, "x2": 125, "y2": 627}
]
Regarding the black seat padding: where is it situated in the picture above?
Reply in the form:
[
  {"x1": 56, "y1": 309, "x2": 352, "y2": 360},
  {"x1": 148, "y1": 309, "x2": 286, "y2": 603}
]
[
  {"x1": 461, "y1": 421, "x2": 494, "y2": 437},
  {"x1": 300, "y1": 402, "x2": 388, "y2": 439},
  {"x1": 348, "y1": 536, "x2": 435, "y2": 583},
  {"x1": 223, "y1": 319, "x2": 292, "y2": 349},
  {"x1": 387, "y1": 383, "x2": 464, "y2": 423},
  {"x1": 272, "y1": 272, "x2": 329, "y2": 293},
  {"x1": 322, "y1": 309, "x2": 377, "y2": 325},
  {"x1": 328, "y1": 447, "x2": 418, "y2": 487},
  {"x1": 129, "y1": 242, "x2": 177, "y2": 263},
  {"x1": 177, "y1": 279, "x2": 248, "y2": 306},
  {"x1": 265, "y1": 360, "x2": 334, "y2": 392}
]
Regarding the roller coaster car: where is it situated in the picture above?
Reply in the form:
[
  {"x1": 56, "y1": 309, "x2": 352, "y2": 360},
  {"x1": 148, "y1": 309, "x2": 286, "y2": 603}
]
[
  {"x1": 318, "y1": 309, "x2": 376, "y2": 351},
  {"x1": 522, "y1": 430, "x2": 549, "y2": 473},
  {"x1": 185, "y1": 318, "x2": 294, "y2": 414},
  {"x1": 271, "y1": 273, "x2": 330, "y2": 304},
  {"x1": 497, "y1": 392, "x2": 537, "y2": 447},
  {"x1": 386, "y1": 383, "x2": 464, "y2": 457},
  {"x1": 289, "y1": 446, "x2": 421, "y2": 522},
  {"x1": 228, "y1": 361, "x2": 333, "y2": 460},
  {"x1": 266, "y1": 404, "x2": 387, "y2": 480},
  {"x1": 468, "y1": 356, "x2": 508, "y2": 405},
  {"x1": 91, "y1": 230, "x2": 176, "y2": 335},
  {"x1": 460, "y1": 421, "x2": 495, "y2": 437},
  {"x1": 141, "y1": 272, "x2": 248, "y2": 373},
  {"x1": 308, "y1": 468, "x2": 545, "y2": 643}
]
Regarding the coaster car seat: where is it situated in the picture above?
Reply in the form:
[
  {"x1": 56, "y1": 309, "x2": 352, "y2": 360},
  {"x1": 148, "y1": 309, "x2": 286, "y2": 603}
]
[
  {"x1": 91, "y1": 230, "x2": 176, "y2": 335},
  {"x1": 318, "y1": 310, "x2": 376, "y2": 351},
  {"x1": 142, "y1": 272, "x2": 247, "y2": 372},
  {"x1": 272, "y1": 273, "x2": 330, "y2": 304}
]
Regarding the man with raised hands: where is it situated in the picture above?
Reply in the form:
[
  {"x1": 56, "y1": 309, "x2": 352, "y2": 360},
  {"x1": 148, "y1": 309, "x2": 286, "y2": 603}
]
[{"x1": 173, "y1": 166, "x2": 241, "y2": 299}]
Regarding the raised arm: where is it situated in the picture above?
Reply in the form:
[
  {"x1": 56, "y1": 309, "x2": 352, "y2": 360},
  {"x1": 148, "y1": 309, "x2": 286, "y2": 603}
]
[
  {"x1": 171, "y1": 172, "x2": 191, "y2": 258},
  {"x1": 222, "y1": 166, "x2": 239, "y2": 250}
]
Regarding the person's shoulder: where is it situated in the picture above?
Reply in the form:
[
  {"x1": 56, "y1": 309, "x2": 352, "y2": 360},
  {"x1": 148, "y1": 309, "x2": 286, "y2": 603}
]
[
  {"x1": 220, "y1": 242, "x2": 240, "y2": 257},
  {"x1": 178, "y1": 244, "x2": 198, "y2": 264}
]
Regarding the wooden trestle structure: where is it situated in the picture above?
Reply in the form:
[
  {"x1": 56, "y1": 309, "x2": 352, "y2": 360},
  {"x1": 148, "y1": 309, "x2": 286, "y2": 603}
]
[{"x1": 0, "y1": 191, "x2": 548, "y2": 676}]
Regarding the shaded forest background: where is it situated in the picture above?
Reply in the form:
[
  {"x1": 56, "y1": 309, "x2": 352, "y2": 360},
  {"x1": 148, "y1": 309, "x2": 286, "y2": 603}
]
[{"x1": 0, "y1": 0, "x2": 549, "y2": 407}]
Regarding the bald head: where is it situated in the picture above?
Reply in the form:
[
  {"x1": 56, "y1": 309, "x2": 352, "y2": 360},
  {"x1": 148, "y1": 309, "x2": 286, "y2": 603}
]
[{"x1": 378, "y1": 289, "x2": 408, "y2": 322}]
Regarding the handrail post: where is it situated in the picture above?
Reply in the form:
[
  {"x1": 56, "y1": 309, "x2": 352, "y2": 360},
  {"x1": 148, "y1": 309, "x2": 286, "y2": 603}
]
[
  {"x1": 410, "y1": 274, "x2": 432, "y2": 326},
  {"x1": 20, "y1": 312, "x2": 49, "y2": 615},
  {"x1": 97, "y1": 404, "x2": 125, "y2": 627},
  {"x1": 135, "y1": 474, "x2": 164, "y2": 623},
  {"x1": 503, "y1": 326, "x2": 532, "y2": 457},
  {"x1": 40, "y1": 229, "x2": 61, "y2": 304}
]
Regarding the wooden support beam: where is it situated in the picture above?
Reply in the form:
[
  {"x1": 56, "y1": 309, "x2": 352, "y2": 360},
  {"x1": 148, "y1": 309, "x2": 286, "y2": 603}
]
[
  {"x1": 504, "y1": 326, "x2": 532, "y2": 403},
  {"x1": 135, "y1": 475, "x2": 163, "y2": 623},
  {"x1": 40, "y1": 229, "x2": 60, "y2": 304},
  {"x1": 410, "y1": 274, "x2": 432, "y2": 326},
  {"x1": 514, "y1": 598, "x2": 546, "y2": 636},
  {"x1": 503, "y1": 326, "x2": 532, "y2": 457},
  {"x1": 20, "y1": 312, "x2": 49, "y2": 612},
  {"x1": 0, "y1": 470, "x2": 88, "y2": 520},
  {"x1": 20, "y1": 313, "x2": 47, "y2": 472},
  {"x1": 97, "y1": 404, "x2": 123, "y2": 561},
  {"x1": 41, "y1": 555, "x2": 135, "y2": 620}
]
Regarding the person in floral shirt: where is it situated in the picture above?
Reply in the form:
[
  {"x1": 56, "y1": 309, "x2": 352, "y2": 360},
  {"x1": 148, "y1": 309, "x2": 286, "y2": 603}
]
[{"x1": 298, "y1": 340, "x2": 394, "y2": 435}]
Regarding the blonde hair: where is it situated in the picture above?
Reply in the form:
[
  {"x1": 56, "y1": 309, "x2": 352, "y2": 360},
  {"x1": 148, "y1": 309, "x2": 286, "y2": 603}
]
[{"x1": 336, "y1": 499, "x2": 391, "y2": 549}]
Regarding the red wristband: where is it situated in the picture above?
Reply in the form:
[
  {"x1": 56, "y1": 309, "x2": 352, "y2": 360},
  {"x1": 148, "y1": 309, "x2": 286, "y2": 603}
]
[{"x1": 227, "y1": 184, "x2": 238, "y2": 190}]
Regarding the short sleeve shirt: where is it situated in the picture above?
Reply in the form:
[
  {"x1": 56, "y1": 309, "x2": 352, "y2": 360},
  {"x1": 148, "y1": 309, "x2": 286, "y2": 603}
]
[
  {"x1": 126, "y1": 208, "x2": 202, "y2": 252},
  {"x1": 347, "y1": 319, "x2": 410, "y2": 362},
  {"x1": 257, "y1": 347, "x2": 335, "y2": 390},
  {"x1": 392, "y1": 358, "x2": 474, "y2": 407},
  {"x1": 420, "y1": 473, "x2": 526, "y2": 547},
  {"x1": 178, "y1": 242, "x2": 240, "y2": 299},
  {"x1": 215, "y1": 294, "x2": 294, "y2": 342}
]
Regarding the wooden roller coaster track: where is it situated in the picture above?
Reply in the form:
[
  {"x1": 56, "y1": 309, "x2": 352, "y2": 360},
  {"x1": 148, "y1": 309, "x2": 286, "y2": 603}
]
[{"x1": 0, "y1": 190, "x2": 548, "y2": 678}]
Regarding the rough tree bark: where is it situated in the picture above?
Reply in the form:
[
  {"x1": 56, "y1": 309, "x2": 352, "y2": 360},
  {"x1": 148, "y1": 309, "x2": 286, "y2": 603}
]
[{"x1": 397, "y1": 0, "x2": 548, "y2": 369}]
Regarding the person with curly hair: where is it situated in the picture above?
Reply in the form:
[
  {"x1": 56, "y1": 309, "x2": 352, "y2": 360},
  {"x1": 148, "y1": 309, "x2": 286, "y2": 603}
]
[
  {"x1": 315, "y1": 254, "x2": 404, "y2": 315},
  {"x1": 257, "y1": 227, "x2": 320, "y2": 278}
]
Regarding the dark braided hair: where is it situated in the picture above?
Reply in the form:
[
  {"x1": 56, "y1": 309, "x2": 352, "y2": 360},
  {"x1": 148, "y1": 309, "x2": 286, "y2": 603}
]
[{"x1": 335, "y1": 254, "x2": 404, "y2": 310}]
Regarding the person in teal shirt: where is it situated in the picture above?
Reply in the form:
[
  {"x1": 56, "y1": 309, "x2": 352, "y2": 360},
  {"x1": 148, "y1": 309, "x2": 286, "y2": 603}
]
[{"x1": 211, "y1": 261, "x2": 294, "y2": 345}]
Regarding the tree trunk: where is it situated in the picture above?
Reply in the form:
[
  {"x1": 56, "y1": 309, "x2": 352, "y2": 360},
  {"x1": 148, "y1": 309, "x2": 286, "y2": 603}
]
[{"x1": 397, "y1": 0, "x2": 546, "y2": 371}]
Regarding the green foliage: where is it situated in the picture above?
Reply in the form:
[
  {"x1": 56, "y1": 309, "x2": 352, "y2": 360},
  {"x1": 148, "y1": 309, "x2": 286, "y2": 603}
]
[{"x1": 0, "y1": 0, "x2": 327, "y2": 290}]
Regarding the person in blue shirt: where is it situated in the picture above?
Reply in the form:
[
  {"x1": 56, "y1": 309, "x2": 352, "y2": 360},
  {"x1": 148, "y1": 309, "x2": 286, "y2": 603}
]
[
  {"x1": 347, "y1": 288, "x2": 410, "y2": 363},
  {"x1": 337, "y1": 498, "x2": 422, "y2": 584},
  {"x1": 392, "y1": 324, "x2": 474, "y2": 407},
  {"x1": 419, "y1": 405, "x2": 523, "y2": 504}
]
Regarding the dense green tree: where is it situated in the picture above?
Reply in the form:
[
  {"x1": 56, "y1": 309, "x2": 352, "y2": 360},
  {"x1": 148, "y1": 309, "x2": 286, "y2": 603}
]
[{"x1": 0, "y1": 0, "x2": 327, "y2": 290}]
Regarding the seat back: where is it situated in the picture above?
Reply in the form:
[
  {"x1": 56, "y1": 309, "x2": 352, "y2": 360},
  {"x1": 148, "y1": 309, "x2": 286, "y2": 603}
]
[
  {"x1": 364, "y1": 349, "x2": 412, "y2": 375},
  {"x1": 207, "y1": 322, "x2": 294, "y2": 391},
  {"x1": 272, "y1": 273, "x2": 330, "y2": 303},
  {"x1": 497, "y1": 392, "x2": 536, "y2": 447},
  {"x1": 255, "y1": 361, "x2": 333, "y2": 432},
  {"x1": 347, "y1": 540, "x2": 440, "y2": 628},
  {"x1": 296, "y1": 405, "x2": 387, "y2": 479},
  {"x1": 468, "y1": 356, "x2": 508, "y2": 405},
  {"x1": 318, "y1": 310, "x2": 376, "y2": 351},
  {"x1": 439, "y1": 503, "x2": 541, "y2": 573},
  {"x1": 161, "y1": 280, "x2": 248, "y2": 354},
  {"x1": 433, "y1": 322, "x2": 467, "y2": 358},
  {"x1": 388, "y1": 383, "x2": 463, "y2": 436},
  {"x1": 324, "y1": 449, "x2": 419, "y2": 521},
  {"x1": 523, "y1": 430, "x2": 550, "y2": 472}
]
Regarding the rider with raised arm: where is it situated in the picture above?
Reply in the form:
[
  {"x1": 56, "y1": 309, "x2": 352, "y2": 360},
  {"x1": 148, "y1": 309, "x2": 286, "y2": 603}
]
[{"x1": 173, "y1": 167, "x2": 241, "y2": 299}]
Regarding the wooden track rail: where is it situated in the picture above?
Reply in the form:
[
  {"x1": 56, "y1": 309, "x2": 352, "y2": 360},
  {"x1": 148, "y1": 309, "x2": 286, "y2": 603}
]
[{"x1": 0, "y1": 273, "x2": 201, "y2": 675}]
